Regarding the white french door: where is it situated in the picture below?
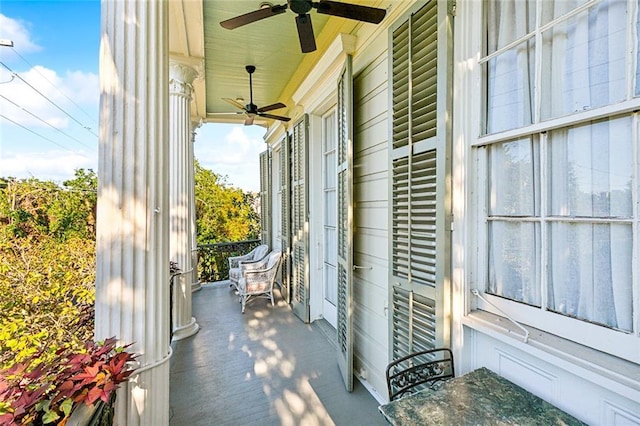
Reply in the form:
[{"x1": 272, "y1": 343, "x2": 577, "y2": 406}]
[{"x1": 322, "y1": 109, "x2": 338, "y2": 328}]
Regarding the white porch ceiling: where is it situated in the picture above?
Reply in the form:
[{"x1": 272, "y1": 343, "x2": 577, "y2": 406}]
[{"x1": 170, "y1": 0, "x2": 386, "y2": 127}]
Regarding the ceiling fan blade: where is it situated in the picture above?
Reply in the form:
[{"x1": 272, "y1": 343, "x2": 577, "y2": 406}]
[
  {"x1": 259, "y1": 112, "x2": 291, "y2": 122},
  {"x1": 257, "y1": 102, "x2": 287, "y2": 113},
  {"x1": 315, "y1": 0, "x2": 386, "y2": 24},
  {"x1": 295, "y1": 14, "x2": 317, "y2": 53},
  {"x1": 220, "y1": 4, "x2": 288, "y2": 29},
  {"x1": 222, "y1": 98, "x2": 247, "y2": 111},
  {"x1": 244, "y1": 115, "x2": 255, "y2": 126}
]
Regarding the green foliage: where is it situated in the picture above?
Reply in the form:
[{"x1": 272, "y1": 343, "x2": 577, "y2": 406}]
[
  {"x1": 0, "y1": 170, "x2": 97, "y2": 242},
  {"x1": 195, "y1": 160, "x2": 260, "y2": 244},
  {"x1": 0, "y1": 236, "x2": 95, "y2": 369},
  {"x1": 0, "y1": 170, "x2": 97, "y2": 370},
  {"x1": 0, "y1": 163, "x2": 260, "y2": 416}
]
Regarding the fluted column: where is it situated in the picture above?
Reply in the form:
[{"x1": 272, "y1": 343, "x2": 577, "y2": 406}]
[
  {"x1": 169, "y1": 60, "x2": 199, "y2": 340},
  {"x1": 96, "y1": 1, "x2": 170, "y2": 424},
  {"x1": 190, "y1": 121, "x2": 202, "y2": 292}
]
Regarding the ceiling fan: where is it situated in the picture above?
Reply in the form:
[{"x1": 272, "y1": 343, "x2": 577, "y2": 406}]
[
  {"x1": 220, "y1": 0, "x2": 387, "y2": 53},
  {"x1": 222, "y1": 65, "x2": 291, "y2": 126}
]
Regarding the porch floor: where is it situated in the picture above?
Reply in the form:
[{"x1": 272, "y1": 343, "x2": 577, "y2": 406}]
[{"x1": 169, "y1": 282, "x2": 386, "y2": 426}]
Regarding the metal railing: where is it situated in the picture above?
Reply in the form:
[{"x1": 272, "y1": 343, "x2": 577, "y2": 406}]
[{"x1": 197, "y1": 239, "x2": 262, "y2": 282}]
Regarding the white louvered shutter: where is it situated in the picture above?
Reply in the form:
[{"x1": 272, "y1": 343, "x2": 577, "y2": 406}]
[
  {"x1": 291, "y1": 116, "x2": 309, "y2": 322},
  {"x1": 389, "y1": 0, "x2": 453, "y2": 359},
  {"x1": 279, "y1": 135, "x2": 291, "y2": 304},
  {"x1": 259, "y1": 150, "x2": 271, "y2": 248},
  {"x1": 336, "y1": 56, "x2": 354, "y2": 391}
]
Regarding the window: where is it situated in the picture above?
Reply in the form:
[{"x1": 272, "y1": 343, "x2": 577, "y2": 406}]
[{"x1": 477, "y1": 0, "x2": 640, "y2": 362}]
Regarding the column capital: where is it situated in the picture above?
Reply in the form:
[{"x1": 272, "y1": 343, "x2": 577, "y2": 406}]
[
  {"x1": 169, "y1": 59, "x2": 200, "y2": 84},
  {"x1": 190, "y1": 120, "x2": 202, "y2": 144},
  {"x1": 169, "y1": 61, "x2": 199, "y2": 97}
]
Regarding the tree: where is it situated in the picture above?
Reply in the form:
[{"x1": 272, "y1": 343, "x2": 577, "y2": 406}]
[
  {"x1": 0, "y1": 164, "x2": 259, "y2": 369},
  {"x1": 194, "y1": 160, "x2": 260, "y2": 244},
  {"x1": 0, "y1": 171, "x2": 97, "y2": 368},
  {"x1": 0, "y1": 169, "x2": 97, "y2": 242}
]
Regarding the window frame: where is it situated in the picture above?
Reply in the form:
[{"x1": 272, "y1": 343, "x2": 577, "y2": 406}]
[{"x1": 472, "y1": 0, "x2": 640, "y2": 363}]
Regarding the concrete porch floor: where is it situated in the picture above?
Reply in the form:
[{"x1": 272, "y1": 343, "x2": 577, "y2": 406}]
[{"x1": 169, "y1": 282, "x2": 387, "y2": 426}]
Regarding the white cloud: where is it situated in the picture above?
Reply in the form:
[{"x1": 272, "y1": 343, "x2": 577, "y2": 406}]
[
  {"x1": 0, "y1": 14, "x2": 41, "y2": 54},
  {"x1": 0, "y1": 13, "x2": 98, "y2": 132},
  {"x1": 194, "y1": 124, "x2": 267, "y2": 192},
  {"x1": 0, "y1": 150, "x2": 96, "y2": 182},
  {"x1": 0, "y1": 65, "x2": 99, "y2": 130}
]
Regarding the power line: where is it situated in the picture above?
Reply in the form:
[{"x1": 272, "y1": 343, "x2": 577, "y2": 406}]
[
  {"x1": 9, "y1": 46, "x2": 98, "y2": 128},
  {"x1": 0, "y1": 93, "x2": 93, "y2": 149},
  {"x1": 0, "y1": 113, "x2": 89, "y2": 158},
  {"x1": 0, "y1": 60, "x2": 99, "y2": 138}
]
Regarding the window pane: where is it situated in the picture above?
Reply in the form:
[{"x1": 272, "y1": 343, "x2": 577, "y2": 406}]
[
  {"x1": 540, "y1": 0, "x2": 590, "y2": 25},
  {"x1": 548, "y1": 222, "x2": 632, "y2": 331},
  {"x1": 486, "y1": 40, "x2": 535, "y2": 134},
  {"x1": 548, "y1": 117, "x2": 633, "y2": 218},
  {"x1": 488, "y1": 137, "x2": 539, "y2": 216},
  {"x1": 541, "y1": 1, "x2": 627, "y2": 120},
  {"x1": 488, "y1": 221, "x2": 541, "y2": 306},
  {"x1": 486, "y1": 0, "x2": 535, "y2": 53}
]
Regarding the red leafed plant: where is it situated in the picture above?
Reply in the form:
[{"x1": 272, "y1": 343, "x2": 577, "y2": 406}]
[{"x1": 0, "y1": 337, "x2": 136, "y2": 425}]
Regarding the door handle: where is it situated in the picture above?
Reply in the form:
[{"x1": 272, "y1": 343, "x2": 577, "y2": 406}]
[{"x1": 353, "y1": 265, "x2": 372, "y2": 271}]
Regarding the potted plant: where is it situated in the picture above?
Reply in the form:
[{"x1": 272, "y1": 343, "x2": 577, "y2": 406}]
[{"x1": 0, "y1": 337, "x2": 136, "y2": 425}]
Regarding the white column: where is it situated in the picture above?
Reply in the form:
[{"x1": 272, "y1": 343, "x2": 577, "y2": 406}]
[
  {"x1": 190, "y1": 121, "x2": 202, "y2": 292},
  {"x1": 169, "y1": 60, "x2": 200, "y2": 340},
  {"x1": 96, "y1": 1, "x2": 170, "y2": 424}
]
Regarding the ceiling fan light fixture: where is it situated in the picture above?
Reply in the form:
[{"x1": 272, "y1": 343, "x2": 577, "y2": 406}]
[
  {"x1": 221, "y1": 66, "x2": 291, "y2": 126},
  {"x1": 259, "y1": 2, "x2": 273, "y2": 9}
]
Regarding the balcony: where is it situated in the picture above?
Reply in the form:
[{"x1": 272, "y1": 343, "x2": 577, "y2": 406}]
[{"x1": 169, "y1": 281, "x2": 386, "y2": 425}]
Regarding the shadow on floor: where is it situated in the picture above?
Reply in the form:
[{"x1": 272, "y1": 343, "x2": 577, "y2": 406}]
[{"x1": 169, "y1": 282, "x2": 387, "y2": 426}]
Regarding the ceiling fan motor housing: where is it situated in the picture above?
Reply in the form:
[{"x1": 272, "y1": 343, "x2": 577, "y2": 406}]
[{"x1": 289, "y1": 0, "x2": 313, "y2": 14}]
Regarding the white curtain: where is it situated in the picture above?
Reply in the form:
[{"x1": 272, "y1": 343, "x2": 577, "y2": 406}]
[
  {"x1": 541, "y1": 0, "x2": 626, "y2": 120},
  {"x1": 547, "y1": 117, "x2": 633, "y2": 330},
  {"x1": 486, "y1": 0, "x2": 633, "y2": 330},
  {"x1": 488, "y1": 138, "x2": 541, "y2": 306},
  {"x1": 486, "y1": 0, "x2": 535, "y2": 134}
]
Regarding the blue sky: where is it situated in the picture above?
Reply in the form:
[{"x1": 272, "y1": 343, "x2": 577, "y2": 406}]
[{"x1": 0, "y1": 0, "x2": 266, "y2": 192}]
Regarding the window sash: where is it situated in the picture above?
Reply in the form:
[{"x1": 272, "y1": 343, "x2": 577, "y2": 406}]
[
  {"x1": 482, "y1": 0, "x2": 635, "y2": 137},
  {"x1": 477, "y1": 113, "x2": 639, "y2": 361}
]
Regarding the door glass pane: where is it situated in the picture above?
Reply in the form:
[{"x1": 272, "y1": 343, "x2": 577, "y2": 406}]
[
  {"x1": 324, "y1": 227, "x2": 337, "y2": 265},
  {"x1": 325, "y1": 189, "x2": 336, "y2": 228},
  {"x1": 324, "y1": 264, "x2": 337, "y2": 305}
]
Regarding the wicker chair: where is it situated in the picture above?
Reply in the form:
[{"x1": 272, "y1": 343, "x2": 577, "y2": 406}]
[
  {"x1": 228, "y1": 244, "x2": 268, "y2": 291},
  {"x1": 385, "y1": 348, "x2": 455, "y2": 401},
  {"x1": 237, "y1": 251, "x2": 282, "y2": 313}
]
